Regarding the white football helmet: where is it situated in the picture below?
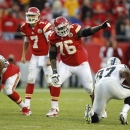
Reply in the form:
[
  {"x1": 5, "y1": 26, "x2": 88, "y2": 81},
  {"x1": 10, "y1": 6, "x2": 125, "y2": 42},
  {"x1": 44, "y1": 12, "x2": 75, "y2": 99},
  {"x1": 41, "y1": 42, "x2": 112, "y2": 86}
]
[
  {"x1": 107, "y1": 57, "x2": 121, "y2": 66},
  {"x1": 54, "y1": 16, "x2": 70, "y2": 37},
  {"x1": 26, "y1": 7, "x2": 40, "y2": 24}
]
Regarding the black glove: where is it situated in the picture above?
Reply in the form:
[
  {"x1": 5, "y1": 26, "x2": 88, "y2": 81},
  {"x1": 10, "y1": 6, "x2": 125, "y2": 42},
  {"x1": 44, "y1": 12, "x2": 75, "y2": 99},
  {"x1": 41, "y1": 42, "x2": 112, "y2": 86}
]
[
  {"x1": 100, "y1": 20, "x2": 111, "y2": 29},
  {"x1": 52, "y1": 69, "x2": 60, "y2": 84}
]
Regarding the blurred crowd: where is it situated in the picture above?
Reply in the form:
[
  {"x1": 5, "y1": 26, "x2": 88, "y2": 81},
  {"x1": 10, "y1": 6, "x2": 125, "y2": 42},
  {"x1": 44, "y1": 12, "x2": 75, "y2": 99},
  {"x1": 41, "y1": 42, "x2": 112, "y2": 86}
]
[{"x1": 0, "y1": 0, "x2": 130, "y2": 44}]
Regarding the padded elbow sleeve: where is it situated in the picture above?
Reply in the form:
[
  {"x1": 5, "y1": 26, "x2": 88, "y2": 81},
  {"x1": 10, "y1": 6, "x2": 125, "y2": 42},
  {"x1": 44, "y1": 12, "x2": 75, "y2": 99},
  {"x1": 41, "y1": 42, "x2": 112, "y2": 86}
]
[
  {"x1": 82, "y1": 28, "x2": 93, "y2": 37},
  {"x1": 49, "y1": 51, "x2": 57, "y2": 61}
]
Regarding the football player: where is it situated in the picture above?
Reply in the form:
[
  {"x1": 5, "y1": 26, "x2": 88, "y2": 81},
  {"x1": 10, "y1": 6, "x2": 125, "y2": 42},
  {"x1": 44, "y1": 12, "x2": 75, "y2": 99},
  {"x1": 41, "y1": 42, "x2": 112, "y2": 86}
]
[
  {"x1": 85, "y1": 57, "x2": 130, "y2": 124},
  {"x1": 46, "y1": 16, "x2": 110, "y2": 117},
  {"x1": 20, "y1": 7, "x2": 54, "y2": 115},
  {"x1": 0, "y1": 55, "x2": 30, "y2": 115}
]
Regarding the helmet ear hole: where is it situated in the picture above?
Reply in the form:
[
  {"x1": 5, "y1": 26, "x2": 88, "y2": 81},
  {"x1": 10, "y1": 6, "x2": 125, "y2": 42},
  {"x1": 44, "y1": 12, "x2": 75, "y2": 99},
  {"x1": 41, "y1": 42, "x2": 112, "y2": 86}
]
[{"x1": 107, "y1": 57, "x2": 121, "y2": 66}]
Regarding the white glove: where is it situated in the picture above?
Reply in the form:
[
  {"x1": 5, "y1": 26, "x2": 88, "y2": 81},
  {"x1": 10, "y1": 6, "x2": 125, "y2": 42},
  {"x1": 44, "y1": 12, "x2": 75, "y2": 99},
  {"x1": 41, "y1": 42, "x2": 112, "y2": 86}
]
[{"x1": 52, "y1": 69, "x2": 60, "y2": 84}]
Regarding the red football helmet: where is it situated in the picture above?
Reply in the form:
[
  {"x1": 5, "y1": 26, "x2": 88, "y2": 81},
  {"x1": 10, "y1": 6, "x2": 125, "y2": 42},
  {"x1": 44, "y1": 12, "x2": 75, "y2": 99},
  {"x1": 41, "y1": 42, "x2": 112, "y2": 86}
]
[
  {"x1": 26, "y1": 7, "x2": 40, "y2": 24},
  {"x1": 54, "y1": 16, "x2": 70, "y2": 37}
]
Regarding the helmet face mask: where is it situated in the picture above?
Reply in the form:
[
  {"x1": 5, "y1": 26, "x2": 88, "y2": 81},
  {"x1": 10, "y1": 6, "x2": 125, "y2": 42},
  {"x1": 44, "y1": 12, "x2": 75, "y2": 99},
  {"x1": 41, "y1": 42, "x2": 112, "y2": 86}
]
[
  {"x1": 26, "y1": 7, "x2": 40, "y2": 24},
  {"x1": 54, "y1": 17, "x2": 70, "y2": 37},
  {"x1": 107, "y1": 57, "x2": 121, "y2": 66}
]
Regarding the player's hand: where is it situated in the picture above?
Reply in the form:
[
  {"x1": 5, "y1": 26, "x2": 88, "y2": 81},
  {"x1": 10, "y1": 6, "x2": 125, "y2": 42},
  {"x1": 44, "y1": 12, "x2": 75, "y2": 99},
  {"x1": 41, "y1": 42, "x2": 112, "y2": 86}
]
[
  {"x1": 51, "y1": 69, "x2": 60, "y2": 84},
  {"x1": 100, "y1": 20, "x2": 111, "y2": 29},
  {"x1": 21, "y1": 56, "x2": 26, "y2": 64}
]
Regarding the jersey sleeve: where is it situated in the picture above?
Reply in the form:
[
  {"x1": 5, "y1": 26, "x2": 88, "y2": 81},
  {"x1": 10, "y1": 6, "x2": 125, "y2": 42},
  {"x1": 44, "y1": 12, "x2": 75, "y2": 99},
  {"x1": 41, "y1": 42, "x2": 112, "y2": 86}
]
[
  {"x1": 48, "y1": 31, "x2": 57, "y2": 45},
  {"x1": 70, "y1": 24, "x2": 81, "y2": 35},
  {"x1": 39, "y1": 21, "x2": 52, "y2": 33},
  {"x1": 20, "y1": 22, "x2": 26, "y2": 36}
]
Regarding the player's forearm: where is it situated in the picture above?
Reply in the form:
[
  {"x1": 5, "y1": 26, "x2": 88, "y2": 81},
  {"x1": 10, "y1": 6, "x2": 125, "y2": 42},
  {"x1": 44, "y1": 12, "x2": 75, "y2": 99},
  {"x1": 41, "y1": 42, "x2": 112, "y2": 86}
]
[
  {"x1": 90, "y1": 26, "x2": 101, "y2": 34},
  {"x1": 22, "y1": 42, "x2": 29, "y2": 57},
  {"x1": 0, "y1": 75, "x2": 2, "y2": 90},
  {"x1": 51, "y1": 59, "x2": 57, "y2": 70},
  {"x1": 78, "y1": 27, "x2": 101, "y2": 38},
  {"x1": 124, "y1": 70, "x2": 130, "y2": 86},
  {"x1": 91, "y1": 20, "x2": 110, "y2": 34}
]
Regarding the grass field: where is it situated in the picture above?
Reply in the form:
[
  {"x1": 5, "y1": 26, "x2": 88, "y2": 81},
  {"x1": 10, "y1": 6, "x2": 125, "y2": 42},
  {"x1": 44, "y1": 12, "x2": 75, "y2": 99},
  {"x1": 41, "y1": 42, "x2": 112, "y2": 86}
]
[{"x1": 0, "y1": 88, "x2": 130, "y2": 130}]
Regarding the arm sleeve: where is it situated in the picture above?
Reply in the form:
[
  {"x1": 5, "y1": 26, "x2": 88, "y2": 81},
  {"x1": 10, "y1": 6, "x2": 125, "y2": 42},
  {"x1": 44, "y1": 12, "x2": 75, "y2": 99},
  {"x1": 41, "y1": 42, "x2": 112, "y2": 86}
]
[{"x1": 77, "y1": 28, "x2": 93, "y2": 38}]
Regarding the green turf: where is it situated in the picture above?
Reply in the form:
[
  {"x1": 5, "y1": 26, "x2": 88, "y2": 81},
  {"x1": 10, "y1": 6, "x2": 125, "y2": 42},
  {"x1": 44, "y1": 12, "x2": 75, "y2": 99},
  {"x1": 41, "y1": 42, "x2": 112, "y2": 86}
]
[{"x1": 0, "y1": 88, "x2": 129, "y2": 130}]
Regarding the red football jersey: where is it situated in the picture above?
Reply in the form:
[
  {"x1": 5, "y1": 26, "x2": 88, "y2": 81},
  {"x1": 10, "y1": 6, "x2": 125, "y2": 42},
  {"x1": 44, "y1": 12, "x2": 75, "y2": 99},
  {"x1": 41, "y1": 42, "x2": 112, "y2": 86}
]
[
  {"x1": 2, "y1": 63, "x2": 20, "y2": 83},
  {"x1": 0, "y1": 55, "x2": 20, "y2": 83},
  {"x1": 20, "y1": 21, "x2": 52, "y2": 56},
  {"x1": 48, "y1": 24, "x2": 88, "y2": 66}
]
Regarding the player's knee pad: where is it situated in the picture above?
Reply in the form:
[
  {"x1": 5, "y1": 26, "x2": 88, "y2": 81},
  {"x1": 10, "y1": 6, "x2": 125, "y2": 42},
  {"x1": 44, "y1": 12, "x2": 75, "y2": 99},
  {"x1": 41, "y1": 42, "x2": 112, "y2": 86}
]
[
  {"x1": 3, "y1": 87, "x2": 13, "y2": 95},
  {"x1": 45, "y1": 74, "x2": 52, "y2": 84},
  {"x1": 91, "y1": 112, "x2": 100, "y2": 123},
  {"x1": 27, "y1": 75, "x2": 36, "y2": 84},
  {"x1": 84, "y1": 86, "x2": 94, "y2": 95},
  {"x1": 124, "y1": 96, "x2": 130, "y2": 105}
]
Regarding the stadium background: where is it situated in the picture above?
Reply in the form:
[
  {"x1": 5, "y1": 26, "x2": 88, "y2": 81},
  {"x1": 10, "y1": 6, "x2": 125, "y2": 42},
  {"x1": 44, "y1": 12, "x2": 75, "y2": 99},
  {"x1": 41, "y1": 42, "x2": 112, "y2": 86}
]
[{"x1": 0, "y1": 0, "x2": 130, "y2": 87}]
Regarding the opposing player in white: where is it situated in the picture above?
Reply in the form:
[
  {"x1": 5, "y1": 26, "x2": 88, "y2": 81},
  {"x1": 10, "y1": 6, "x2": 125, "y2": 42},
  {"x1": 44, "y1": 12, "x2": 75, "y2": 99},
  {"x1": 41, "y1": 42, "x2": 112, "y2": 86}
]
[{"x1": 84, "y1": 57, "x2": 130, "y2": 124}]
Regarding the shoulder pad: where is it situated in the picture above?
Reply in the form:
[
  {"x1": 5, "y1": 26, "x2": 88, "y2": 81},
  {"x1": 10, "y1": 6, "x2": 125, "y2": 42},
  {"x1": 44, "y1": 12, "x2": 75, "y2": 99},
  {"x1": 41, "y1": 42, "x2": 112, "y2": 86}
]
[
  {"x1": 48, "y1": 31, "x2": 59, "y2": 44},
  {"x1": 70, "y1": 24, "x2": 81, "y2": 34},
  {"x1": 20, "y1": 22, "x2": 27, "y2": 36},
  {"x1": 38, "y1": 21, "x2": 52, "y2": 32}
]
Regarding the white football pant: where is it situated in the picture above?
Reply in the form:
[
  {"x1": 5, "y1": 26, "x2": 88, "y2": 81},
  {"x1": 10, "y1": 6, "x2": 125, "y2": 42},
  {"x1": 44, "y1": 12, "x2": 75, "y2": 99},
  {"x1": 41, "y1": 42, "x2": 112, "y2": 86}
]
[
  {"x1": 3, "y1": 72, "x2": 20, "y2": 95},
  {"x1": 28, "y1": 54, "x2": 52, "y2": 85},
  {"x1": 92, "y1": 78, "x2": 130, "y2": 120},
  {"x1": 56, "y1": 61, "x2": 93, "y2": 95}
]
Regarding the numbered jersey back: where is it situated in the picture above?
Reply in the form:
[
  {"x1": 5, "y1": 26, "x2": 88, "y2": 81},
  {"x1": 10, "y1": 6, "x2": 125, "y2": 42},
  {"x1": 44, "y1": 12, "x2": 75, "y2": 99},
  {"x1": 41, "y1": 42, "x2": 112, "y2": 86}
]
[{"x1": 95, "y1": 64, "x2": 127, "y2": 84}]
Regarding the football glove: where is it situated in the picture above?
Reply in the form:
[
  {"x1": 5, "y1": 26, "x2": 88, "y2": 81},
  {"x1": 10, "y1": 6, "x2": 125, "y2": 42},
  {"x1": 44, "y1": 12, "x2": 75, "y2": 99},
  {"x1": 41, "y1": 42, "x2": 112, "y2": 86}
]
[
  {"x1": 100, "y1": 20, "x2": 111, "y2": 29},
  {"x1": 52, "y1": 69, "x2": 60, "y2": 84}
]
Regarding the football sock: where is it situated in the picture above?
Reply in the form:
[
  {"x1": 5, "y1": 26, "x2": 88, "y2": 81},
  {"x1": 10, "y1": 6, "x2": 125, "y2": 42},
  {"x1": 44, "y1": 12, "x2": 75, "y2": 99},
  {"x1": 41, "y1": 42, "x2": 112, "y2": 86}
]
[
  {"x1": 51, "y1": 87, "x2": 60, "y2": 108},
  {"x1": 8, "y1": 91, "x2": 23, "y2": 105},
  {"x1": 122, "y1": 104, "x2": 130, "y2": 113},
  {"x1": 49, "y1": 85, "x2": 53, "y2": 95},
  {"x1": 25, "y1": 83, "x2": 34, "y2": 107},
  {"x1": 51, "y1": 101, "x2": 59, "y2": 109},
  {"x1": 51, "y1": 87, "x2": 60, "y2": 101},
  {"x1": 19, "y1": 101, "x2": 26, "y2": 108}
]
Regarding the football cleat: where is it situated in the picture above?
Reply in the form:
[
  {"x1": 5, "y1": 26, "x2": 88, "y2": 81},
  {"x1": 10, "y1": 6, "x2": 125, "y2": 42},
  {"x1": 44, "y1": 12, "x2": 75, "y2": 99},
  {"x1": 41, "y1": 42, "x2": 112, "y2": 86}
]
[
  {"x1": 119, "y1": 112, "x2": 128, "y2": 125},
  {"x1": 84, "y1": 104, "x2": 92, "y2": 124},
  {"x1": 102, "y1": 110, "x2": 107, "y2": 118},
  {"x1": 46, "y1": 108, "x2": 59, "y2": 117},
  {"x1": 20, "y1": 107, "x2": 32, "y2": 116}
]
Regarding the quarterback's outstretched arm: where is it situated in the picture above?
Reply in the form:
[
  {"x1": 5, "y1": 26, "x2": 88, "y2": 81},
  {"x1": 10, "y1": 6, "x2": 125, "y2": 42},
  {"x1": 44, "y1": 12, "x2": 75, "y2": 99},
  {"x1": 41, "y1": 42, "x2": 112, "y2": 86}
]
[{"x1": 77, "y1": 20, "x2": 110, "y2": 38}]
